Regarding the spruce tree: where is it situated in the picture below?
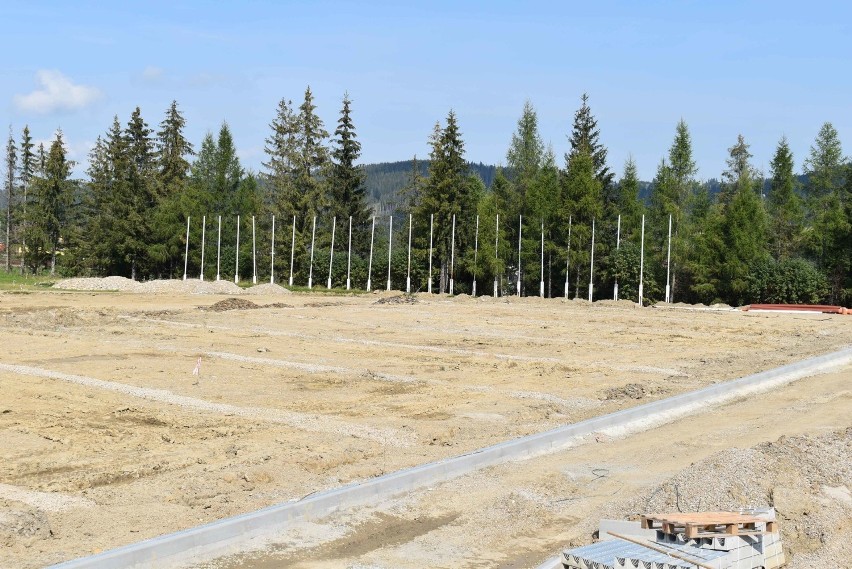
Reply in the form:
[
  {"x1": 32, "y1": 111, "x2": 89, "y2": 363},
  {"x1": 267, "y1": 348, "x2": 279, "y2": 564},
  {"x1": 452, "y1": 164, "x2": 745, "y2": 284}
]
[
  {"x1": 263, "y1": 98, "x2": 300, "y2": 217},
  {"x1": 149, "y1": 101, "x2": 194, "y2": 276},
  {"x1": 328, "y1": 93, "x2": 369, "y2": 231},
  {"x1": 567, "y1": 93, "x2": 613, "y2": 203},
  {"x1": 561, "y1": 140, "x2": 602, "y2": 299},
  {"x1": 86, "y1": 117, "x2": 139, "y2": 276},
  {"x1": 415, "y1": 110, "x2": 473, "y2": 292},
  {"x1": 719, "y1": 134, "x2": 769, "y2": 304},
  {"x1": 125, "y1": 107, "x2": 156, "y2": 278},
  {"x1": 617, "y1": 156, "x2": 643, "y2": 239},
  {"x1": 526, "y1": 147, "x2": 561, "y2": 295},
  {"x1": 296, "y1": 86, "x2": 329, "y2": 219},
  {"x1": 4, "y1": 129, "x2": 16, "y2": 271},
  {"x1": 36, "y1": 143, "x2": 46, "y2": 176},
  {"x1": 155, "y1": 100, "x2": 193, "y2": 200},
  {"x1": 26, "y1": 131, "x2": 71, "y2": 274},
  {"x1": 767, "y1": 136, "x2": 802, "y2": 260},
  {"x1": 506, "y1": 100, "x2": 543, "y2": 209},
  {"x1": 213, "y1": 123, "x2": 243, "y2": 213},
  {"x1": 803, "y1": 122, "x2": 847, "y2": 302},
  {"x1": 720, "y1": 134, "x2": 752, "y2": 207},
  {"x1": 18, "y1": 126, "x2": 34, "y2": 273},
  {"x1": 648, "y1": 120, "x2": 698, "y2": 302}
]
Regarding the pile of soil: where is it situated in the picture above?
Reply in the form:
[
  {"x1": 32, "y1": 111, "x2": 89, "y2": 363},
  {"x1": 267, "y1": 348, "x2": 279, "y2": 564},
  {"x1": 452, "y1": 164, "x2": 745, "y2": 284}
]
[
  {"x1": 205, "y1": 298, "x2": 260, "y2": 312},
  {"x1": 374, "y1": 294, "x2": 418, "y2": 305}
]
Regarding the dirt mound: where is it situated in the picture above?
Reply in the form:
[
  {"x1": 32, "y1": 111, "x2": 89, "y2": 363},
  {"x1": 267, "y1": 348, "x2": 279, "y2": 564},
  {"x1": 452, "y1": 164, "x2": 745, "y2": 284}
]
[
  {"x1": 602, "y1": 383, "x2": 646, "y2": 400},
  {"x1": 53, "y1": 277, "x2": 246, "y2": 295},
  {"x1": 138, "y1": 279, "x2": 244, "y2": 295},
  {"x1": 596, "y1": 429, "x2": 852, "y2": 569},
  {"x1": 243, "y1": 283, "x2": 292, "y2": 295},
  {"x1": 0, "y1": 507, "x2": 52, "y2": 548},
  {"x1": 374, "y1": 294, "x2": 418, "y2": 305},
  {"x1": 53, "y1": 276, "x2": 142, "y2": 292},
  {"x1": 205, "y1": 298, "x2": 260, "y2": 312}
]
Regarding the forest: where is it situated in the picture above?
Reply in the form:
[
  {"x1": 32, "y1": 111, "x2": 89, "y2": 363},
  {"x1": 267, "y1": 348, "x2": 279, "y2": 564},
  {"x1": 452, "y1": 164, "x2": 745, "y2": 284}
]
[{"x1": 2, "y1": 89, "x2": 850, "y2": 306}]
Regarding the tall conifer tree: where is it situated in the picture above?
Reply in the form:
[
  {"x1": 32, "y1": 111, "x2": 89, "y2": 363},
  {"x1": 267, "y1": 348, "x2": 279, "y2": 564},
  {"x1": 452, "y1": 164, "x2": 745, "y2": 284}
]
[
  {"x1": 803, "y1": 122, "x2": 847, "y2": 301},
  {"x1": 26, "y1": 131, "x2": 71, "y2": 274},
  {"x1": 4, "y1": 129, "x2": 16, "y2": 271},
  {"x1": 18, "y1": 126, "x2": 34, "y2": 273},
  {"x1": 767, "y1": 136, "x2": 802, "y2": 260},
  {"x1": 328, "y1": 93, "x2": 368, "y2": 230}
]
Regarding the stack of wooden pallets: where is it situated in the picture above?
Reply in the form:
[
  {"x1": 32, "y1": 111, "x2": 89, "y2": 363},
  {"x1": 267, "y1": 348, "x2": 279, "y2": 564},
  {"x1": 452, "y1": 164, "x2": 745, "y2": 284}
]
[{"x1": 640, "y1": 512, "x2": 778, "y2": 539}]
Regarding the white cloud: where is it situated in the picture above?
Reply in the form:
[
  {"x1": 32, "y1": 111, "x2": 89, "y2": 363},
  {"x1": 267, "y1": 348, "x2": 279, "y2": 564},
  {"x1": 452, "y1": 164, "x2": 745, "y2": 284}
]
[{"x1": 14, "y1": 70, "x2": 102, "y2": 114}]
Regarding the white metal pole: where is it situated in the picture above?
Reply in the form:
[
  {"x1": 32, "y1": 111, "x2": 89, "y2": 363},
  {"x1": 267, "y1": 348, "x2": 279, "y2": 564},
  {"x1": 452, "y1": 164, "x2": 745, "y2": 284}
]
[
  {"x1": 270, "y1": 215, "x2": 275, "y2": 284},
  {"x1": 665, "y1": 213, "x2": 672, "y2": 303},
  {"x1": 428, "y1": 213, "x2": 434, "y2": 294},
  {"x1": 564, "y1": 215, "x2": 572, "y2": 298},
  {"x1": 288, "y1": 215, "x2": 295, "y2": 287},
  {"x1": 367, "y1": 216, "x2": 375, "y2": 291},
  {"x1": 639, "y1": 214, "x2": 645, "y2": 306},
  {"x1": 614, "y1": 214, "x2": 621, "y2": 300},
  {"x1": 472, "y1": 214, "x2": 479, "y2": 297},
  {"x1": 406, "y1": 213, "x2": 412, "y2": 293},
  {"x1": 386, "y1": 216, "x2": 393, "y2": 291},
  {"x1": 588, "y1": 218, "x2": 595, "y2": 302},
  {"x1": 346, "y1": 216, "x2": 352, "y2": 290},
  {"x1": 449, "y1": 214, "x2": 456, "y2": 295},
  {"x1": 493, "y1": 214, "x2": 499, "y2": 298},
  {"x1": 216, "y1": 215, "x2": 221, "y2": 281},
  {"x1": 182, "y1": 216, "x2": 190, "y2": 281},
  {"x1": 234, "y1": 215, "x2": 240, "y2": 284},
  {"x1": 252, "y1": 215, "x2": 257, "y2": 284},
  {"x1": 327, "y1": 216, "x2": 336, "y2": 289},
  {"x1": 517, "y1": 215, "x2": 522, "y2": 297},
  {"x1": 539, "y1": 220, "x2": 545, "y2": 298},
  {"x1": 308, "y1": 215, "x2": 316, "y2": 289},
  {"x1": 199, "y1": 215, "x2": 206, "y2": 281}
]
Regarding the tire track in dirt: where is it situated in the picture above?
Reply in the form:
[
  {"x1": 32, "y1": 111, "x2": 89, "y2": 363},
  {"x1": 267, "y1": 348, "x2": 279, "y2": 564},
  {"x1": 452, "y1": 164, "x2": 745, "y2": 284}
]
[{"x1": 0, "y1": 363, "x2": 413, "y2": 447}]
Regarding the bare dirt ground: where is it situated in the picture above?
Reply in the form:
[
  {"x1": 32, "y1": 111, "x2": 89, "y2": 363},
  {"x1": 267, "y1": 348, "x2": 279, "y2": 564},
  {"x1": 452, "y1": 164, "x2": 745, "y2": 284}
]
[{"x1": 0, "y1": 285, "x2": 849, "y2": 568}]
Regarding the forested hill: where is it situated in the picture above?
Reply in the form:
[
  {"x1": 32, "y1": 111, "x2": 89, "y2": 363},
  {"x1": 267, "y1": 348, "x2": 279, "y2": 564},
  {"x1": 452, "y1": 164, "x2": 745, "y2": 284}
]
[{"x1": 364, "y1": 160, "x2": 498, "y2": 204}]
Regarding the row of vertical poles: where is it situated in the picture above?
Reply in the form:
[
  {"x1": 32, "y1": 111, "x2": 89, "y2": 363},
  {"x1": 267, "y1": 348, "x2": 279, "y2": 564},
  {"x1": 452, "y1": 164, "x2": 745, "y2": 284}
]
[{"x1": 181, "y1": 212, "x2": 668, "y2": 305}]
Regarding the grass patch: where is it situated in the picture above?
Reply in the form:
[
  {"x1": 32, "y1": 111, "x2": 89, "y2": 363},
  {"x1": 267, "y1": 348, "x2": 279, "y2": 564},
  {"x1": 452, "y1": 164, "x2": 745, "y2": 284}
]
[{"x1": 0, "y1": 270, "x2": 55, "y2": 291}]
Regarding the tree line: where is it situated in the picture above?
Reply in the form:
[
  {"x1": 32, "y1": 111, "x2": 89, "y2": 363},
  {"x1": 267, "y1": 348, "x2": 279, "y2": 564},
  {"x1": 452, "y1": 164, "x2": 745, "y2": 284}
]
[{"x1": 2, "y1": 91, "x2": 850, "y2": 306}]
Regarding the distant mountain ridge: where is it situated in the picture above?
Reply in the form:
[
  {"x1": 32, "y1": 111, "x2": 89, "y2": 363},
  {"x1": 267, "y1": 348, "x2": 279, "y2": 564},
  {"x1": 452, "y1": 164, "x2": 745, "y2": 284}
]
[{"x1": 363, "y1": 160, "x2": 498, "y2": 206}]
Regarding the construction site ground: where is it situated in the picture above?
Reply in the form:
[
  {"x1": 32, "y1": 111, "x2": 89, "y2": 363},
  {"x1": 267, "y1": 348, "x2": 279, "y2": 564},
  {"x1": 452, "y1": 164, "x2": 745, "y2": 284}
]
[{"x1": 0, "y1": 285, "x2": 849, "y2": 569}]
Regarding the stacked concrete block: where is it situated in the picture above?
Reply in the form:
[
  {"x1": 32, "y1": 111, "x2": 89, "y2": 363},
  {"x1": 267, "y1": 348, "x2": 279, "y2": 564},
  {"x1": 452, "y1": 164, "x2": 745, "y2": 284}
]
[{"x1": 563, "y1": 510, "x2": 785, "y2": 569}]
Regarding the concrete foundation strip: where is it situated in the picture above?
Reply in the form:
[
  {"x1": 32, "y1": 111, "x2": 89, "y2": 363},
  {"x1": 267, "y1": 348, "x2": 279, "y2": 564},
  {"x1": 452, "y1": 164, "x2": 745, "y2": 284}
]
[{"x1": 47, "y1": 347, "x2": 851, "y2": 569}]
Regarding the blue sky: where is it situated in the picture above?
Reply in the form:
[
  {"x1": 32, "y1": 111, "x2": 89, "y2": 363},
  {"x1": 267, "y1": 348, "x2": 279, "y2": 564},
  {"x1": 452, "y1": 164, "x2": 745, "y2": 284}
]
[{"x1": 1, "y1": 1, "x2": 849, "y2": 181}]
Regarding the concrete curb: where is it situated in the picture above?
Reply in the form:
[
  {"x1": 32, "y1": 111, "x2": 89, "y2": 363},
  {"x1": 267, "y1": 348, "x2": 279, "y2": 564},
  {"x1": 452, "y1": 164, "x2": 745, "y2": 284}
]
[{"x1": 48, "y1": 347, "x2": 852, "y2": 569}]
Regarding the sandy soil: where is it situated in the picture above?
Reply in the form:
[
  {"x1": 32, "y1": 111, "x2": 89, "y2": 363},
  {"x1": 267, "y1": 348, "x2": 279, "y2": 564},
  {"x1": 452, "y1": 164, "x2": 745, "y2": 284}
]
[
  {"x1": 0, "y1": 287, "x2": 849, "y2": 568},
  {"x1": 212, "y1": 366, "x2": 849, "y2": 569}
]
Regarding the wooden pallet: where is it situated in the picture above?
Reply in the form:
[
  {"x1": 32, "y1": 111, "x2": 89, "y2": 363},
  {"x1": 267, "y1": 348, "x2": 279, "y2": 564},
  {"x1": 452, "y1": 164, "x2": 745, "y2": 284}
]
[{"x1": 641, "y1": 512, "x2": 778, "y2": 539}]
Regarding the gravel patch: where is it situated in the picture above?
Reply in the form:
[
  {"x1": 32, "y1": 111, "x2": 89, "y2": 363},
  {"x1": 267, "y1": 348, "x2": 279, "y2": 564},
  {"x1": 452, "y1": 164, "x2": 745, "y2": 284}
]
[
  {"x1": 595, "y1": 429, "x2": 852, "y2": 569},
  {"x1": 53, "y1": 276, "x2": 142, "y2": 292},
  {"x1": 0, "y1": 483, "x2": 95, "y2": 512},
  {"x1": 53, "y1": 277, "x2": 245, "y2": 295}
]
